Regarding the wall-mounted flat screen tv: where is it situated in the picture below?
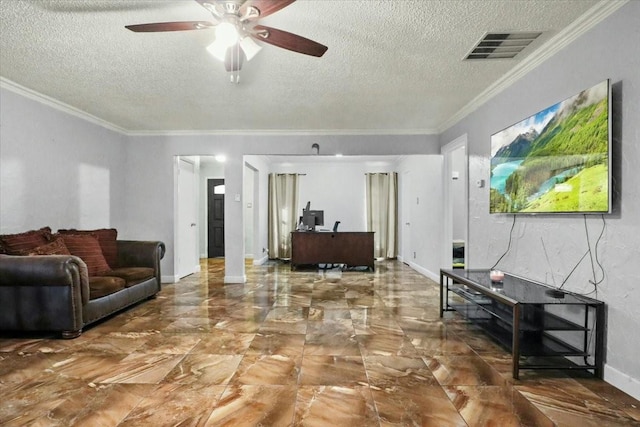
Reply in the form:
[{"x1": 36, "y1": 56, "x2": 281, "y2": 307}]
[{"x1": 490, "y1": 79, "x2": 611, "y2": 214}]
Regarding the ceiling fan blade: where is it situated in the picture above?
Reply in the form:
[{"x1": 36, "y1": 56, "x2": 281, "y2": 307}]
[
  {"x1": 240, "y1": 0, "x2": 296, "y2": 19},
  {"x1": 125, "y1": 21, "x2": 213, "y2": 32},
  {"x1": 194, "y1": 0, "x2": 220, "y2": 15},
  {"x1": 252, "y1": 25, "x2": 327, "y2": 57}
]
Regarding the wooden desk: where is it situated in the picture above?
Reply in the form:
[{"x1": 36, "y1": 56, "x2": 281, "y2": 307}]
[{"x1": 291, "y1": 231, "x2": 375, "y2": 271}]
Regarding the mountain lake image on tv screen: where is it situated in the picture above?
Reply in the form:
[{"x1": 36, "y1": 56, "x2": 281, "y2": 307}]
[{"x1": 489, "y1": 80, "x2": 609, "y2": 214}]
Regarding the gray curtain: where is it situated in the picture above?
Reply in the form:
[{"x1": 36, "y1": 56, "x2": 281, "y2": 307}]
[
  {"x1": 366, "y1": 172, "x2": 398, "y2": 259},
  {"x1": 268, "y1": 173, "x2": 300, "y2": 259}
]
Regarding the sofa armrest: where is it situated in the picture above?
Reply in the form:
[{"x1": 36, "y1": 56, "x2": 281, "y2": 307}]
[
  {"x1": 0, "y1": 254, "x2": 89, "y2": 332},
  {"x1": 116, "y1": 240, "x2": 165, "y2": 279},
  {"x1": 0, "y1": 254, "x2": 89, "y2": 292}
]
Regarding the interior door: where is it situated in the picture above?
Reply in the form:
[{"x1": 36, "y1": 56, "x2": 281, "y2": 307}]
[
  {"x1": 177, "y1": 158, "x2": 198, "y2": 278},
  {"x1": 208, "y1": 179, "x2": 225, "y2": 257}
]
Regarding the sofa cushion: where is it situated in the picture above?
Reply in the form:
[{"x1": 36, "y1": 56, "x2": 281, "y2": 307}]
[
  {"x1": 59, "y1": 234, "x2": 111, "y2": 276},
  {"x1": 0, "y1": 227, "x2": 52, "y2": 255},
  {"x1": 104, "y1": 267, "x2": 155, "y2": 287},
  {"x1": 88, "y1": 276, "x2": 126, "y2": 299},
  {"x1": 58, "y1": 228, "x2": 118, "y2": 268},
  {"x1": 23, "y1": 238, "x2": 71, "y2": 256}
]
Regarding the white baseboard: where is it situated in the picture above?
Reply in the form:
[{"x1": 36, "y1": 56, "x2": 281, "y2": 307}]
[
  {"x1": 604, "y1": 364, "x2": 640, "y2": 400},
  {"x1": 406, "y1": 261, "x2": 439, "y2": 282},
  {"x1": 253, "y1": 255, "x2": 269, "y2": 265},
  {"x1": 161, "y1": 275, "x2": 179, "y2": 284},
  {"x1": 224, "y1": 275, "x2": 247, "y2": 284}
]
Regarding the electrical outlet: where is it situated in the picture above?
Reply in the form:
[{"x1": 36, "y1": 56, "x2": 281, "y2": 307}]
[{"x1": 413, "y1": 252, "x2": 416, "y2": 259}]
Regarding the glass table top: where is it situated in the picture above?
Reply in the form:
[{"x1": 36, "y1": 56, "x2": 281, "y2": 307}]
[{"x1": 441, "y1": 269, "x2": 602, "y2": 305}]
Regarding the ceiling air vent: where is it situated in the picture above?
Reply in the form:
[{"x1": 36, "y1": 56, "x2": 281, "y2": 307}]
[{"x1": 465, "y1": 32, "x2": 542, "y2": 60}]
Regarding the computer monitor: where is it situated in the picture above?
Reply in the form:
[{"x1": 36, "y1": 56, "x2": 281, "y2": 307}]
[{"x1": 302, "y1": 210, "x2": 324, "y2": 230}]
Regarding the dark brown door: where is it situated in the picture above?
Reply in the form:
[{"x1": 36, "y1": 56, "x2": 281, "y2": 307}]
[{"x1": 208, "y1": 179, "x2": 225, "y2": 258}]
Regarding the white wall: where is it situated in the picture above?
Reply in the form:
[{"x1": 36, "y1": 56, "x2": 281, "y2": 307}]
[
  {"x1": 396, "y1": 156, "x2": 444, "y2": 281},
  {"x1": 440, "y1": 1, "x2": 640, "y2": 398},
  {"x1": 244, "y1": 155, "x2": 270, "y2": 264},
  {"x1": 269, "y1": 158, "x2": 396, "y2": 233},
  {"x1": 0, "y1": 89, "x2": 126, "y2": 234}
]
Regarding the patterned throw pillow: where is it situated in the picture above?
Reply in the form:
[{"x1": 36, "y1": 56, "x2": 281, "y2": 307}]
[
  {"x1": 0, "y1": 227, "x2": 52, "y2": 255},
  {"x1": 58, "y1": 233, "x2": 111, "y2": 276},
  {"x1": 58, "y1": 228, "x2": 118, "y2": 268},
  {"x1": 26, "y1": 238, "x2": 71, "y2": 256}
]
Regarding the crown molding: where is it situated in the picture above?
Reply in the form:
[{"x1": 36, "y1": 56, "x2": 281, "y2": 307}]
[
  {"x1": 1, "y1": 77, "x2": 438, "y2": 136},
  {"x1": 438, "y1": 0, "x2": 628, "y2": 133},
  {"x1": 0, "y1": 77, "x2": 127, "y2": 135},
  {"x1": 125, "y1": 128, "x2": 440, "y2": 137}
]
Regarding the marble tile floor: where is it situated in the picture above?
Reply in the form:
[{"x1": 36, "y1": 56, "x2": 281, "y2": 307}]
[{"x1": 1, "y1": 259, "x2": 639, "y2": 426}]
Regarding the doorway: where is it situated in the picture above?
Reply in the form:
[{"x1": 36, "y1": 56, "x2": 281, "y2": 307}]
[
  {"x1": 208, "y1": 179, "x2": 225, "y2": 258},
  {"x1": 442, "y1": 135, "x2": 468, "y2": 269}
]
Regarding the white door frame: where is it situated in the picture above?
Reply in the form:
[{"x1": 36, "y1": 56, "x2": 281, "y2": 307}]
[
  {"x1": 245, "y1": 162, "x2": 263, "y2": 265},
  {"x1": 401, "y1": 170, "x2": 412, "y2": 264},
  {"x1": 441, "y1": 134, "x2": 468, "y2": 269}
]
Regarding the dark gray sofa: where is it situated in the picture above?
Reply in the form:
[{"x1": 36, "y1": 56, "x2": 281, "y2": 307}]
[{"x1": 0, "y1": 240, "x2": 165, "y2": 338}]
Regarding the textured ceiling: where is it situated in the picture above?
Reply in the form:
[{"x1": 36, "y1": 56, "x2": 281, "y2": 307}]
[{"x1": 0, "y1": 0, "x2": 613, "y2": 134}]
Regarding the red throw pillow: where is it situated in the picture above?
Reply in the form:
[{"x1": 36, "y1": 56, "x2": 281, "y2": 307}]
[
  {"x1": 26, "y1": 238, "x2": 71, "y2": 256},
  {"x1": 0, "y1": 227, "x2": 52, "y2": 255},
  {"x1": 58, "y1": 228, "x2": 118, "y2": 268},
  {"x1": 59, "y1": 234, "x2": 111, "y2": 276}
]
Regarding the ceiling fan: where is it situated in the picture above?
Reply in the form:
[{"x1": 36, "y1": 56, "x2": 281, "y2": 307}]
[{"x1": 125, "y1": 0, "x2": 328, "y2": 82}]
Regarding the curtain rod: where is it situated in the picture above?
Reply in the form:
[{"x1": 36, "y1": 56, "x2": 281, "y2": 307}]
[{"x1": 275, "y1": 173, "x2": 306, "y2": 176}]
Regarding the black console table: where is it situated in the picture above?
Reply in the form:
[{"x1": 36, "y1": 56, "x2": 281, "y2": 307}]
[{"x1": 440, "y1": 269, "x2": 604, "y2": 379}]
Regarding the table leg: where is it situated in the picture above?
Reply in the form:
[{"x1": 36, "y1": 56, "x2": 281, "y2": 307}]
[{"x1": 512, "y1": 304, "x2": 520, "y2": 380}]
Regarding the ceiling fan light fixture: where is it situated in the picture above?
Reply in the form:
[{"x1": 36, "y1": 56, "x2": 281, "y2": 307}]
[
  {"x1": 126, "y1": 0, "x2": 326, "y2": 83},
  {"x1": 215, "y1": 21, "x2": 239, "y2": 48},
  {"x1": 240, "y1": 36, "x2": 262, "y2": 61},
  {"x1": 206, "y1": 39, "x2": 229, "y2": 62}
]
